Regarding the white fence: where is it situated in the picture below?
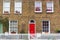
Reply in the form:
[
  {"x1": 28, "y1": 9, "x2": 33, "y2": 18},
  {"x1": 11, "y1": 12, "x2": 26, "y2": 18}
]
[{"x1": 0, "y1": 33, "x2": 60, "y2": 40}]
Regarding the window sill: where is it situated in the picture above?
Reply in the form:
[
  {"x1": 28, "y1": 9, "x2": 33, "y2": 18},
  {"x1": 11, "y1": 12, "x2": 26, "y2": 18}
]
[
  {"x1": 3, "y1": 13, "x2": 10, "y2": 15},
  {"x1": 46, "y1": 11, "x2": 54, "y2": 13},
  {"x1": 35, "y1": 11, "x2": 42, "y2": 13},
  {"x1": 42, "y1": 32, "x2": 50, "y2": 34}
]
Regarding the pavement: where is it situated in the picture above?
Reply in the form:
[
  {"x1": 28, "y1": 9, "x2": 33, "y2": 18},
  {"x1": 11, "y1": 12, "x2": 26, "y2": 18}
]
[{"x1": 0, "y1": 33, "x2": 60, "y2": 40}]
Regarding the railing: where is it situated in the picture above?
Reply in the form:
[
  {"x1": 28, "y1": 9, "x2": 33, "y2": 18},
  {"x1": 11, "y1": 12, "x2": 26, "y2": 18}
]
[{"x1": 0, "y1": 33, "x2": 60, "y2": 40}]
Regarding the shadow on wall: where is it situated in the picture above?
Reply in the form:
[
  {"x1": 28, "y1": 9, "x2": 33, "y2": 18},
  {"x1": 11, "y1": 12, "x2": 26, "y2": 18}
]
[
  {"x1": 0, "y1": 16, "x2": 9, "y2": 33},
  {"x1": 20, "y1": 23, "x2": 26, "y2": 33}
]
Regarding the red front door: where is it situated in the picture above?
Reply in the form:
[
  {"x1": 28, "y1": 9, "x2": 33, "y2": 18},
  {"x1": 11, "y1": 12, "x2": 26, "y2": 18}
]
[{"x1": 29, "y1": 23, "x2": 35, "y2": 34}]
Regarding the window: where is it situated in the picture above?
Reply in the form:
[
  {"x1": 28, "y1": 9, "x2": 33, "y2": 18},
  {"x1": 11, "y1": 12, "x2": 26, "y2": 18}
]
[
  {"x1": 46, "y1": 1, "x2": 54, "y2": 13},
  {"x1": 35, "y1": 1, "x2": 42, "y2": 13},
  {"x1": 9, "y1": 20, "x2": 18, "y2": 34},
  {"x1": 30, "y1": 20, "x2": 34, "y2": 23},
  {"x1": 42, "y1": 21, "x2": 50, "y2": 33},
  {"x1": 3, "y1": 0, "x2": 10, "y2": 14},
  {"x1": 14, "y1": 0, "x2": 22, "y2": 14}
]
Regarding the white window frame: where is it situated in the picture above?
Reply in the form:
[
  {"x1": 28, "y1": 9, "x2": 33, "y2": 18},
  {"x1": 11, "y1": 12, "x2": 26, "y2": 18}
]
[
  {"x1": 14, "y1": 1, "x2": 22, "y2": 14},
  {"x1": 46, "y1": 1, "x2": 54, "y2": 13},
  {"x1": 9, "y1": 20, "x2": 18, "y2": 34},
  {"x1": 42, "y1": 20, "x2": 50, "y2": 34},
  {"x1": 35, "y1": 1, "x2": 42, "y2": 13},
  {"x1": 3, "y1": 0, "x2": 10, "y2": 14}
]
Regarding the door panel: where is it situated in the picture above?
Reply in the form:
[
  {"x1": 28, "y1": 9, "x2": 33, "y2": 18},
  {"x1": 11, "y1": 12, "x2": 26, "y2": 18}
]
[
  {"x1": 0, "y1": 23, "x2": 3, "y2": 33},
  {"x1": 29, "y1": 24, "x2": 35, "y2": 34}
]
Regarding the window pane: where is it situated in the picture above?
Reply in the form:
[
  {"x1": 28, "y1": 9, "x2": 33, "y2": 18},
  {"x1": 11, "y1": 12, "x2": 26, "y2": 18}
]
[
  {"x1": 15, "y1": 2, "x2": 22, "y2": 7},
  {"x1": 47, "y1": 2, "x2": 53, "y2": 7},
  {"x1": 35, "y1": 2, "x2": 42, "y2": 7},
  {"x1": 3, "y1": 2, "x2": 10, "y2": 7},
  {"x1": 15, "y1": 8, "x2": 22, "y2": 13},
  {"x1": 3, "y1": 7, "x2": 10, "y2": 13},
  {"x1": 14, "y1": 2, "x2": 22, "y2": 13},
  {"x1": 15, "y1": 8, "x2": 20, "y2": 11},
  {"x1": 35, "y1": 1, "x2": 42, "y2": 12},
  {"x1": 42, "y1": 21, "x2": 49, "y2": 32},
  {"x1": 3, "y1": 1, "x2": 10, "y2": 13},
  {"x1": 3, "y1": 8, "x2": 10, "y2": 11},
  {"x1": 9, "y1": 21, "x2": 18, "y2": 33},
  {"x1": 46, "y1": 2, "x2": 54, "y2": 12}
]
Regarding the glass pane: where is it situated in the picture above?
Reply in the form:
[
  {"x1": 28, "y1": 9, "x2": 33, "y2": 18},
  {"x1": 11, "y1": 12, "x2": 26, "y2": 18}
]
[
  {"x1": 3, "y1": 2, "x2": 10, "y2": 7},
  {"x1": 35, "y1": 2, "x2": 42, "y2": 7},
  {"x1": 15, "y1": 8, "x2": 20, "y2": 11},
  {"x1": 35, "y1": 1, "x2": 42, "y2": 12},
  {"x1": 15, "y1": 2, "x2": 22, "y2": 7},
  {"x1": 15, "y1": 8, "x2": 22, "y2": 13},
  {"x1": 47, "y1": 2, "x2": 53, "y2": 7},
  {"x1": 3, "y1": 7, "x2": 10, "y2": 11},
  {"x1": 42, "y1": 21, "x2": 49, "y2": 32},
  {"x1": 10, "y1": 21, "x2": 18, "y2": 33},
  {"x1": 47, "y1": 7, "x2": 52, "y2": 11}
]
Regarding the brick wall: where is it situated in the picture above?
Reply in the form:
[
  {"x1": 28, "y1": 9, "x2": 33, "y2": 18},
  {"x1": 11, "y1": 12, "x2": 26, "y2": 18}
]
[{"x1": 0, "y1": 0, "x2": 60, "y2": 33}]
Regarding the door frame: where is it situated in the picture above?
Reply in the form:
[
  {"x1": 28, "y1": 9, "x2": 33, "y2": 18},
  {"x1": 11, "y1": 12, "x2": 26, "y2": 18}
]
[{"x1": 28, "y1": 19, "x2": 36, "y2": 34}]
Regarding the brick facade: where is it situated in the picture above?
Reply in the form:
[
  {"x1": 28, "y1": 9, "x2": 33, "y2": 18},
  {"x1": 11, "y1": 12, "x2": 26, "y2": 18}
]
[{"x1": 0, "y1": 0, "x2": 60, "y2": 34}]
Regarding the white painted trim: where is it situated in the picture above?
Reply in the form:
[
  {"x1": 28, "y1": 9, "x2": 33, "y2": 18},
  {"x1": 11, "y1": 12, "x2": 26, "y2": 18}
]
[
  {"x1": 9, "y1": 20, "x2": 10, "y2": 34},
  {"x1": 49, "y1": 21, "x2": 50, "y2": 34}
]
